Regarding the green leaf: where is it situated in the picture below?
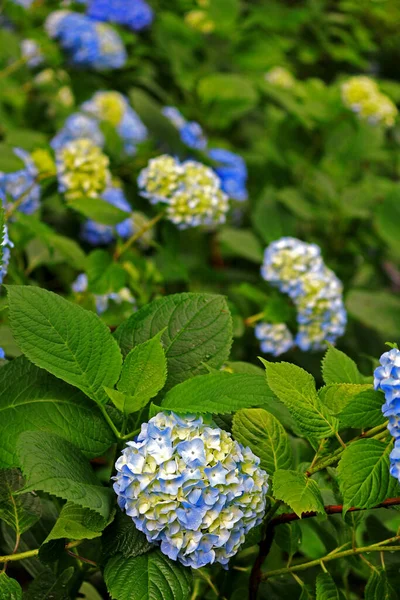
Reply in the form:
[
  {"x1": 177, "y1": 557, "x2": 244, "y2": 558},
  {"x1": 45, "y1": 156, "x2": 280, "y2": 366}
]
[
  {"x1": 232, "y1": 408, "x2": 293, "y2": 475},
  {"x1": 262, "y1": 360, "x2": 338, "y2": 440},
  {"x1": 319, "y1": 383, "x2": 371, "y2": 415},
  {"x1": 316, "y1": 573, "x2": 340, "y2": 600},
  {"x1": 67, "y1": 196, "x2": 130, "y2": 226},
  {"x1": 16, "y1": 432, "x2": 113, "y2": 519},
  {"x1": 346, "y1": 290, "x2": 400, "y2": 337},
  {"x1": 337, "y1": 439, "x2": 398, "y2": 514},
  {"x1": 161, "y1": 372, "x2": 275, "y2": 414},
  {"x1": 24, "y1": 568, "x2": 74, "y2": 600},
  {"x1": 0, "y1": 572, "x2": 22, "y2": 600},
  {"x1": 338, "y1": 388, "x2": 385, "y2": 428},
  {"x1": 43, "y1": 502, "x2": 110, "y2": 546},
  {"x1": 273, "y1": 470, "x2": 325, "y2": 517},
  {"x1": 6, "y1": 286, "x2": 122, "y2": 406},
  {"x1": 0, "y1": 357, "x2": 115, "y2": 467},
  {"x1": 274, "y1": 522, "x2": 302, "y2": 558},
  {"x1": 87, "y1": 250, "x2": 126, "y2": 295},
  {"x1": 113, "y1": 332, "x2": 167, "y2": 414},
  {"x1": 322, "y1": 345, "x2": 363, "y2": 385},
  {"x1": 376, "y1": 188, "x2": 400, "y2": 254},
  {"x1": 0, "y1": 469, "x2": 41, "y2": 535},
  {"x1": 218, "y1": 228, "x2": 263, "y2": 263},
  {"x1": 104, "y1": 550, "x2": 192, "y2": 600},
  {"x1": 102, "y1": 510, "x2": 153, "y2": 559},
  {"x1": 197, "y1": 73, "x2": 258, "y2": 128},
  {"x1": 115, "y1": 293, "x2": 232, "y2": 391},
  {"x1": 365, "y1": 569, "x2": 395, "y2": 600}
]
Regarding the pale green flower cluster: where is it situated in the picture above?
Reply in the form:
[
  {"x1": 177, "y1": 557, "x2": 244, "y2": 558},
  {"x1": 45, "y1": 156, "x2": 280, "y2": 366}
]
[
  {"x1": 265, "y1": 66, "x2": 295, "y2": 89},
  {"x1": 138, "y1": 155, "x2": 229, "y2": 229},
  {"x1": 341, "y1": 75, "x2": 397, "y2": 127},
  {"x1": 56, "y1": 138, "x2": 110, "y2": 200}
]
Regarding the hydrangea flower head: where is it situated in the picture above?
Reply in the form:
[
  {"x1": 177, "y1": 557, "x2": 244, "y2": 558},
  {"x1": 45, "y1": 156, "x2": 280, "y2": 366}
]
[
  {"x1": 113, "y1": 412, "x2": 269, "y2": 568},
  {"x1": 138, "y1": 155, "x2": 229, "y2": 229},
  {"x1": 185, "y1": 10, "x2": 215, "y2": 34},
  {"x1": 87, "y1": 0, "x2": 154, "y2": 32},
  {"x1": 162, "y1": 106, "x2": 207, "y2": 150},
  {"x1": 341, "y1": 76, "x2": 397, "y2": 127},
  {"x1": 51, "y1": 113, "x2": 105, "y2": 151},
  {"x1": 81, "y1": 184, "x2": 133, "y2": 244},
  {"x1": 255, "y1": 323, "x2": 294, "y2": 356},
  {"x1": 1, "y1": 224, "x2": 13, "y2": 285},
  {"x1": 265, "y1": 67, "x2": 295, "y2": 89},
  {"x1": 0, "y1": 149, "x2": 41, "y2": 215},
  {"x1": 21, "y1": 39, "x2": 43, "y2": 67},
  {"x1": 46, "y1": 11, "x2": 126, "y2": 70},
  {"x1": 374, "y1": 348, "x2": 400, "y2": 481},
  {"x1": 56, "y1": 138, "x2": 110, "y2": 200},
  {"x1": 0, "y1": 348, "x2": 5, "y2": 360},
  {"x1": 209, "y1": 148, "x2": 248, "y2": 202},
  {"x1": 260, "y1": 237, "x2": 346, "y2": 352},
  {"x1": 81, "y1": 92, "x2": 147, "y2": 155}
]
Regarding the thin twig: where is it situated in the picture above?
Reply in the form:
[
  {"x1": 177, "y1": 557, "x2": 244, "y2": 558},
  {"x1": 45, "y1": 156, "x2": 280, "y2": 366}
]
[{"x1": 113, "y1": 210, "x2": 165, "y2": 260}]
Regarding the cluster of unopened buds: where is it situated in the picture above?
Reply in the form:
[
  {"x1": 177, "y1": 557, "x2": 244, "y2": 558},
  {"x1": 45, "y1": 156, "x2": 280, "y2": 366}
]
[
  {"x1": 114, "y1": 411, "x2": 268, "y2": 568},
  {"x1": 374, "y1": 348, "x2": 400, "y2": 480},
  {"x1": 138, "y1": 155, "x2": 229, "y2": 229},
  {"x1": 341, "y1": 76, "x2": 397, "y2": 127},
  {"x1": 257, "y1": 237, "x2": 346, "y2": 354}
]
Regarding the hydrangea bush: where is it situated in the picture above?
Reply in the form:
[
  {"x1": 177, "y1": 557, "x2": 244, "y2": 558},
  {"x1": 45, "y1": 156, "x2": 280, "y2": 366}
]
[{"x1": 1, "y1": 0, "x2": 400, "y2": 599}]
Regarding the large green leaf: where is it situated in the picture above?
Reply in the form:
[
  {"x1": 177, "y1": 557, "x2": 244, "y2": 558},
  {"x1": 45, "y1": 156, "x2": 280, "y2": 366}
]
[
  {"x1": 273, "y1": 470, "x2": 325, "y2": 517},
  {"x1": 262, "y1": 360, "x2": 338, "y2": 440},
  {"x1": 87, "y1": 249, "x2": 126, "y2": 295},
  {"x1": 316, "y1": 573, "x2": 340, "y2": 600},
  {"x1": 111, "y1": 332, "x2": 167, "y2": 414},
  {"x1": 322, "y1": 345, "x2": 363, "y2": 385},
  {"x1": 115, "y1": 293, "x2": 232, "y2": 391},
  {"x1": 0, "y1": 572, "x2": 22, "y2": 600},
  {"x1": 0, "y1": 469, "x2": 41, "y2": 536},
  {"x1": 364, "y1": 569, "x2": 396, "y2": 600},
  {"x1": 104, "y1": 550, "x2": 192, "y2": 600},
  {"x1": 7, "y1": 286, "x2": 122, "y2": 405},
  {"x1": 161, "y1": 372, "x2": 275, "y2": 414},
  {"x1": 232, "y1": 408, "x2": 293, "y2": 475},
  {"x1": 43, "y1": 502, "x2": 110, "y2": 546},
  {"x1": 16, "y1": 432, "x2": 113, "y2": 519},
  {"x1": 346, "y1": 290, "x2": 400, "y2": 337},
  {"x1": 67, "y1": 196, "x2": 130, "y2": 226},
  {"x1": 337, "y1": 439, "x2": 398, "y2": 513},
  {"x1": 218, "y1": 228, "x2": 263, "y2": 263},
  {"x1": 24, "y1": 568, "x2": 74, "y2": 600},
  {"x1": 0, "y1": 357, "x2": 115, "y2": 467}
]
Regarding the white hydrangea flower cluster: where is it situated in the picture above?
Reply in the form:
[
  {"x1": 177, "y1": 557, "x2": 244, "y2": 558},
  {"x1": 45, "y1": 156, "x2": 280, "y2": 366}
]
[
  {"x1": 341, "y1": 76, "x2": 397, "y2": 127},
  {"x1": 138, "y1": 155, "x2": 229, "y2": 229},
  {"x1": 254, "y1": 322, "x2": 294, "y2": 356},
  {"x1": 56, "y1": 138, "x2": 110, "y2": 200},
  {"x1": 265, "y1": 66, "x2": 295, "y2": 89},
  {"x1": 113, "y1": 412, "x2": 269, "y2": 569},
  {"x1": 260, "y1": 237, "x2": 346, "y2": 352}
]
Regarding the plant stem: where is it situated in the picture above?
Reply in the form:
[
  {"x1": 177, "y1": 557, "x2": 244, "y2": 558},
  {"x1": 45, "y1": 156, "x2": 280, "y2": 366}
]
[
  {"x1": 262, "y1": 540, "x2": 400, "y2": 580},
  {"x1": 121, "y1": 427, "x2": 141, "y2": 442},
  {"x1": 244, "y1": 312, "x2": 265, "y2": 327},
  {"x1": 114, "y1": 210, "x2": 165, "y2": 260},
  {"x1": 0, "y1": 540, "x2": 81, "y2": 564},
  {"x1": 98, "y1": 404, "x2": 121, "y2": 440},
  {"x1": 0, "y1": 56, "x2": 29, "y2": 80}
]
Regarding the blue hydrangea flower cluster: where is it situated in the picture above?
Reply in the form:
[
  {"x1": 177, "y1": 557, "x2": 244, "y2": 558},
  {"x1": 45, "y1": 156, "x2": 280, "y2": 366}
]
[
  {"x1": 255, "y1": 322, "x2": 294, "y2": 356},
  {"x1": 374, "y1": 349, "x2": 400, "y2": 470},
  {"x1": 162, "y1": 107, "x2": 248, "y2": 202},
  {"x1": 0, "y1": 348, "x2": 5, "y2": 360},
  {"x1": 113, "y1": 411, "x2": 269, "y2": 569},
  {"x1": 81, "y1": 185, "x2": 134, "y2": 245},
  {"x1": 51, "y1": 113, "x2": 105, "y2": 151},
  {"x1": 0, "y1": 149, "x2": 40, "y2": 215},
  {"x1": 138, "y1": 155, "x2": 229, "y2": 229},
  {"x1": 1, "y1": 224, "x2": 13, "y2": 285},
  {"x1": 45, "y1": 11, "x2": 126, "y2": 70},
  {"x1": 81, "y1": 91, "x2": 148, "y2": 155},
  {"x1": 72, "y1": 273, "x2": 136, "y2": 314},
  {"x1": 21, "y1": 39, "x2": 43, "y2": 68},
  {"x1": 87, "y1": 0, "x2": 154, "y2": 32},
  {"x1": 261, "y1": 237, "x2": 346, "y2": 352}
]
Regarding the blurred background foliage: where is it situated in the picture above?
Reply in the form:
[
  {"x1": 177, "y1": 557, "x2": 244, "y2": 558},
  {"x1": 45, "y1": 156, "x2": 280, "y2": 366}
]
[{"x1": 2, "y1": 0, "x2": 400, "y2": 379}]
